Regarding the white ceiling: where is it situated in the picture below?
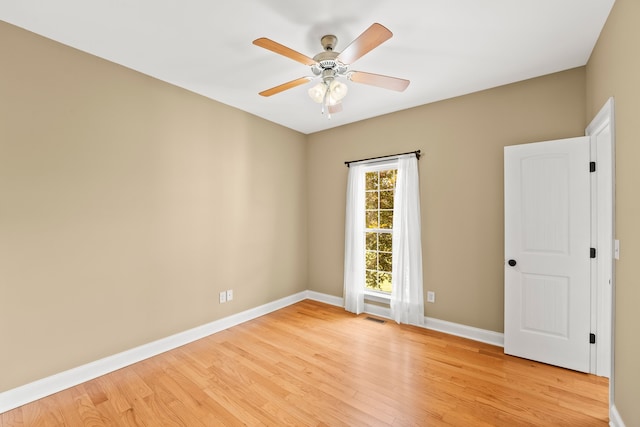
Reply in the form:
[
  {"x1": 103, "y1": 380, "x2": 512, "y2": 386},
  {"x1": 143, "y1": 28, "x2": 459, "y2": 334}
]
[{"x1": 1, "y1": 1, "x2": 614, "y2": 134}]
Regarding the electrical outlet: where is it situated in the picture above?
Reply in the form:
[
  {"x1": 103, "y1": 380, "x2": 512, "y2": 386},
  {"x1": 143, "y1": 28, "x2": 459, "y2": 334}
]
[
  {"x1": 219, "y1": 291, "x2": 227, "y2": 304},
  {"x1": 427, "y1": 291, "x2": 435, "y2": 303},
  {"x1": 226, "y1": 289, "x2": 233, "y2": 301}
]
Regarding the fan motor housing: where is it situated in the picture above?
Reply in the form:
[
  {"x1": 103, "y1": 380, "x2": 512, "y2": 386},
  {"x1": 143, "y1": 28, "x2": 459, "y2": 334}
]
[{"x1": 311, "y1": 51, "x2": 347, "y2": 76}]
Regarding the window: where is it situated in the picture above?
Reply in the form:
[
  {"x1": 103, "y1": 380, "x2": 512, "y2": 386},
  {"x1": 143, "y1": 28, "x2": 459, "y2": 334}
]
[
  {"x1": 344, "y1": 153, "x2": 423, "y2": 325},
  {"x1": 364, "y1": 168, "x2": 397, "y2": 293}
]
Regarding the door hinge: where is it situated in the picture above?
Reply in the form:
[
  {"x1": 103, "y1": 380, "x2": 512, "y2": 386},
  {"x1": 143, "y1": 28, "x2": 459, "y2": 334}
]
[
  {"x1": 590, "y1": 161, "x2": 596, "y2": 172},
  {"x1": 590, "y1": 333, "x2": 596, "y2": 344},
  {"x1": 590, "y1": 248, "x2": 597, "y2": 258}
]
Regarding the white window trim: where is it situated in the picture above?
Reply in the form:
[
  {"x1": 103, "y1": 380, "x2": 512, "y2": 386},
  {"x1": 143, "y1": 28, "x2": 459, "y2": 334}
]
[
  {"x1": 363, "y1": 160, "x2": 398, "y2": 298},
  {"x1": 364, "y1": 290, "x2": 391, "y2": 304},
  {"x1": 361, "y1": 159, "x2": 398, "y2": 173}
]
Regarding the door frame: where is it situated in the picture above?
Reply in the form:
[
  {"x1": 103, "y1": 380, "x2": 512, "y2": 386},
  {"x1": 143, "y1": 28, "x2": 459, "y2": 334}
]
[{"x1": 585, "y1": 97, "x2": 615, "y2": 383}]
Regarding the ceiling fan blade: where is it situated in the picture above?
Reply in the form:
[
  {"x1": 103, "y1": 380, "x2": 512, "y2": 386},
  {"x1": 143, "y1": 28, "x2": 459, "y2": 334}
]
[
  {"x1": 328, "y1": 103, "x2": 343, "y2": 114},
  {"x1": 253, "y1": 38, "x2": 316, "y2": 66},
  {"x1": 336, "y1": 23, "x2": 392, "y2": 65},
  {"x1": 259, "y1": 77, "x2": 313, "y2": 97},
  {"x1": 348, "y1": 71, "x2": 410, "y2": 92}
]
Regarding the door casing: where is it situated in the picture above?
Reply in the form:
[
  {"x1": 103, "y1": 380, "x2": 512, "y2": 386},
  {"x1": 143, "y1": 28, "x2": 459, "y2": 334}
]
[{"x1": 586, "y1": 97, "x2": 615, "y2": 380}]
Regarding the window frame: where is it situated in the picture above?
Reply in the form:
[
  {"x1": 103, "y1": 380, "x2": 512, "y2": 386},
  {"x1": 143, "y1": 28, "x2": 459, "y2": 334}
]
[{"x1": 361, "y1": 160, "x2": 398, "y2": 301}]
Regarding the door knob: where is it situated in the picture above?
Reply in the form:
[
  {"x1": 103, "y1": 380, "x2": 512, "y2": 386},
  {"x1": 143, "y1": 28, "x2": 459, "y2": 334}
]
[{"x1": 508, "y1": 259, "x2": 517, "y2": 267}]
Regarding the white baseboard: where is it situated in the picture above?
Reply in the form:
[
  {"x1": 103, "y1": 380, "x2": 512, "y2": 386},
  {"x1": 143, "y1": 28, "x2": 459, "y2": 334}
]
[
  {"x1": 610, "y1": 404, "x2": 626, "y2": 427},
  {"x1": 424, "y1": 317, "x2": 504, "y2": 347},
  {"x1": 0, "y1": 290, "x2": 504, "y2": 414},
  {"x1": 0, "y1": 291, "x2": 308, "y2": 414},
  {"x1": 306, "y1": 290, "x2": 343, "y2": 307},
  {"x1": 306, "y1": 291, "x2": 504, "y2": 347}
]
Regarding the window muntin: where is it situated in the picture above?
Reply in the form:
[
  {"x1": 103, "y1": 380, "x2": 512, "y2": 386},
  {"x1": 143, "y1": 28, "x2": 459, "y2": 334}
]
[{"x1": 364, "y1": 168, "x2": 397, "y2": 293}]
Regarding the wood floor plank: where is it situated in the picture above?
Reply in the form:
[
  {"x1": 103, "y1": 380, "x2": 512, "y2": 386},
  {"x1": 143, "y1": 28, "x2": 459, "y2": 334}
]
[{"x1": 1, "y1": 300, "x2": 608, "y2": 426}]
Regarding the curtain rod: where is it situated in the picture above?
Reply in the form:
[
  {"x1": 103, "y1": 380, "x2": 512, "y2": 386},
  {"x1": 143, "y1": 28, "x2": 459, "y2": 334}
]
[{"x1": 344, "y1": 150, "x2": 421, "y2": 167}]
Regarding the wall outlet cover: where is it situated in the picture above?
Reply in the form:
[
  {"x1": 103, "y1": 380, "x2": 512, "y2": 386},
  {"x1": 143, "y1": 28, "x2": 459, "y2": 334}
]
[{"x1": 427, "y1": 291, "x2": 435, "y2": 303}]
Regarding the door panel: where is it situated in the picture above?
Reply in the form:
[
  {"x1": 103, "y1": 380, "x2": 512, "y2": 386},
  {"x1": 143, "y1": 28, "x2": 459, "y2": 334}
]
[
  {"x1": 521, "y1": 154, "x2": 570, "y2": 254},
  {"x1": 504, "y1": 136, "x2": 590, "y2": 373},
  {"x1": 521, "y1": 273, "x2": 569, "y2": 338}
]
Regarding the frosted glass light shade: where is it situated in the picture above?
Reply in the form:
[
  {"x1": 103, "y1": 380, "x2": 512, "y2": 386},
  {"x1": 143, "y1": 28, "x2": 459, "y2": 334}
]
[
  {"x1": 308, "y1": 83, "x2": 326, "y2": 103},
  {"x1": 329, "y1": 80, "x2": 348, "y2": 101},
  {"x1": 308, "y1": 80, "x2": 348, "y2": 104}
]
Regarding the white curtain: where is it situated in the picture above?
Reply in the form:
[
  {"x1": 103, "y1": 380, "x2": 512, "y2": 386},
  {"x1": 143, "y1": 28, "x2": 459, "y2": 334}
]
[
  {"x1": 343, "y1": 163, "x2": 366, "y2": 314},
  {"x1": 390, "y1": 155, "x2": 425, "y2": 325}
]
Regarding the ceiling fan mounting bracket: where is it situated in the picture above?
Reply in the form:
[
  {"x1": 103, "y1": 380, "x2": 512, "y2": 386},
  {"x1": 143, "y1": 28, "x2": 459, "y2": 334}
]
[{"x1": 320, "y1": 35, "x2": 338, "y2": 51}]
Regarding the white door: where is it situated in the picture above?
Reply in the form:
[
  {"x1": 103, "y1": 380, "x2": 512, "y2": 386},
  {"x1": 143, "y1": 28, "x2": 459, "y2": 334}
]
[{"x1": 504, "y1": 136, "x2": 591, "y2": 373}]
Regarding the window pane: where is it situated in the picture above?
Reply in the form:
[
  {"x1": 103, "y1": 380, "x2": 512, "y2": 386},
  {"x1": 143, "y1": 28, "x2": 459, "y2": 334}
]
[
  {"x1": 379, "y1": 233, "x2": 392, "y2": 252},
  {"x1": 365, "y1": 270, "x2": 378, "y2": 290},
  {"x1": 366, "y1": 211, "x2": 379, "y2": 229},
  {"x1": 365, "y1": 191, "x2": 378, "y2": 210},
  {"x1": 365, "y1": 172, "x2": 378, "y2": 190},
  {"x1": 380, "y1": 190, "x2": 394, "y2": 209},
  {"x1": 379, "y1": 252, "x2": 392, "y2": 272},
  {"x1": 379, "y1": 210, "x2": 393, "y2": 229},
  {"x1": 366, "y1": 232, "x2": 377, "y2": 251},
  {"x1": 378, "y1": 272, "x2": 392, "y2": 293},
  {"x1": 362, "y1": 168, "x2": 397, "y2": 295},
  {"x1": 380, "y1": 170, "x2": 396, "y2": 189},
  {"x1": 365, "y1": 251, "x2": 377, "y2": 270}
]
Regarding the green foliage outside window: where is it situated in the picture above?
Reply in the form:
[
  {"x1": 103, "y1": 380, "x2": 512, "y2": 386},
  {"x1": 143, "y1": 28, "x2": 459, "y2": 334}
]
[{"x1": 364, "y1": 169, "x2": 397, "y2": 293}]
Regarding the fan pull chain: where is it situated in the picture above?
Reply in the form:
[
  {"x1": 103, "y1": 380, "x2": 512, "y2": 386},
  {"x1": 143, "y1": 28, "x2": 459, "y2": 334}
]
[{"x1": 323, "y1": 82, "x2": 331, "y2": 119}]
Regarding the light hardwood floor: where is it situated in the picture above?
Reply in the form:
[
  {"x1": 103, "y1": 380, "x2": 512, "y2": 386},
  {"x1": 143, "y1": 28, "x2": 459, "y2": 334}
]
[{"x1": 1, "y1": 300, "x2": 608, "y2": 426}]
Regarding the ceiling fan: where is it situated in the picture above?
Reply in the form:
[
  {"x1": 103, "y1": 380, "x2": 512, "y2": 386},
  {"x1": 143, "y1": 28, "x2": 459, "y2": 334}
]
[{"x1": 253, "y1": 23, "x2": 410, "y2": 117}]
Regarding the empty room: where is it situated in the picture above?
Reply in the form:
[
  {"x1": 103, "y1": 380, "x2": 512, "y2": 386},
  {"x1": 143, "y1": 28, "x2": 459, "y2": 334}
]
[{"x1": 1, "y1": 1, "x2": 639, "y2": 426}]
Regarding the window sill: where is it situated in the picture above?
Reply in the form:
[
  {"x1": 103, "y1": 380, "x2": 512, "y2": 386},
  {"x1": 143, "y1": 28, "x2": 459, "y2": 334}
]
[{"x1": 364, "y1": 290, "x2": 391, "y2": 304}]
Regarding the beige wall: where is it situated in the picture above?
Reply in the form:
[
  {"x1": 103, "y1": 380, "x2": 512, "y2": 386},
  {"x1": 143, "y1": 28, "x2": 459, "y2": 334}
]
[
  {"x1": 307, "y1": 68, "x2": 586, "y2": 333},
  {"x1": 586, "y1": 0, "x2": 640, "y2": 424},
  {"x1": 0, "y1": 22, "x2": 308, "y2": 392},
  {"x1": 4, "y1": 7, "x2": 636, "y2": 422}
]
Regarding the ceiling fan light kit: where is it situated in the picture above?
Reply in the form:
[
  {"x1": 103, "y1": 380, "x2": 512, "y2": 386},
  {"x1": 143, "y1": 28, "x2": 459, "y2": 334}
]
[
  {"x1": 253, "y1": 23, "x2": 410, "y2": 118},
  {"x1": 308, "y1": 79, "x2": 347, "y2": 104}
]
